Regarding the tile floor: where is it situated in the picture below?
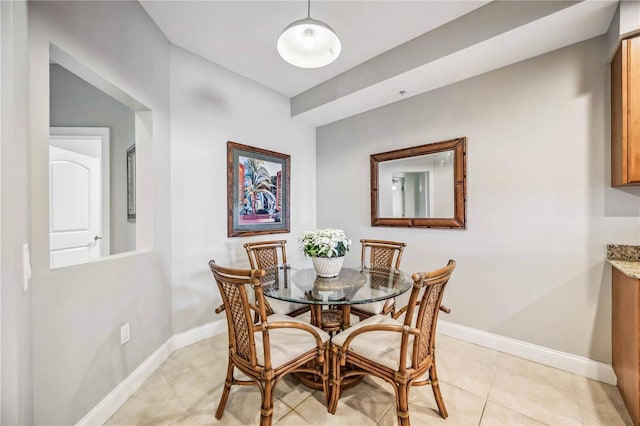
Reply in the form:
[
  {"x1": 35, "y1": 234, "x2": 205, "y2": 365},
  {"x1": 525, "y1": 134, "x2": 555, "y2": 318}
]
[{"x1": 106, "y1": 331, "x2": 633, "y2": 426}]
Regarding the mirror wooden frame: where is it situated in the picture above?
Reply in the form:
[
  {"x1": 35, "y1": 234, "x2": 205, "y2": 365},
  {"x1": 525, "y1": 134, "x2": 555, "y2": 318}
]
[{"x1": 370, "y1": 137, "x2": 467, "y2": 229}]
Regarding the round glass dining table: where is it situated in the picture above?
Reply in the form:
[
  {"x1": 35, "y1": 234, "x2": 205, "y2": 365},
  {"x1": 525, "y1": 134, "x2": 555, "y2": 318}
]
[{"x1": 261, "y1": 264, "x2": 413, "y2": 331}]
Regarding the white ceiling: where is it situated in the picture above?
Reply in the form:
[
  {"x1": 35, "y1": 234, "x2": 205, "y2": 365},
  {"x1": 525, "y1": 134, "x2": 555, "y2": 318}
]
[
  {"x1": 140, "y1": 1, "x2": 489, "y2": 97},
  {"x1": 140, "y1": 0, "x2": 619, "y2": 126}
]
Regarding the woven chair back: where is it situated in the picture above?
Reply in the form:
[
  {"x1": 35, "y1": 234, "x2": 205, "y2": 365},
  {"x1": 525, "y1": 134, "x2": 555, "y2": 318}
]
[
  {"x1": 404, "y1": 260, "x2": 456, "y2": 367},
  {"x1": 360, "y1": 239, "x2": 406, "y2": 270},
  {"x1": 209, "y1": 260, "x2": 266, "y2": 366},
  {"x1": 244, "y1": 240, "x2": 287, "y2": 270}
]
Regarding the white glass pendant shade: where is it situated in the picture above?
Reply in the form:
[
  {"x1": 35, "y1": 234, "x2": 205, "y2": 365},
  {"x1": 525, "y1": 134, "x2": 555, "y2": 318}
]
[{"x1": 277, "y1": 18, "x2": 341, "y2": 68}]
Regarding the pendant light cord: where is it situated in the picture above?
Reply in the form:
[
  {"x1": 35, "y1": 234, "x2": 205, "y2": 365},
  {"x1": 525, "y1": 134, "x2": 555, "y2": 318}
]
[{"x1": 307, "y1": 0, "x2": 311, "y2": 18}]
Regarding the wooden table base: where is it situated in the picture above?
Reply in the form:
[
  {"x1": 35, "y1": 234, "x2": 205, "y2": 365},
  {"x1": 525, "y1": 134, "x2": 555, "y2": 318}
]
[
  {"x1": 295, "y1": 366, "x2": 364, "y2": 392},
  {"x1": 297, "y1": 305, "x2": 363, "y2": 392},
  {"x1": 310, "y1": 305, "x2": 352, "y2": 332}
]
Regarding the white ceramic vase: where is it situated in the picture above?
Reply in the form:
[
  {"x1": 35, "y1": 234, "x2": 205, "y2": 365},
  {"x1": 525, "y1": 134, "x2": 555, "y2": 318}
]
[{"x1": 311, "y1": 256, "x2": 345, "y2": 277}]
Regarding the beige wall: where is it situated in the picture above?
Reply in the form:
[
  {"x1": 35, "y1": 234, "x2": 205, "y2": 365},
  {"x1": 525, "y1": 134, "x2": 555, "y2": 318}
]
[
  {"x1": 27, "y1": 2, "x2": 172, "y2": 424},
  {"x1": 317, "y1": 35, "x2": 640, "y2": 363},
  {"x1": 169, "y1": 45, "x2": 317, "y2": 333},
  {"x1": 4, "y1": 2, "x2": 317, "y2": 423},
  {"x1": 1, "y1": 1, "x2": 33, "y2": 424}
]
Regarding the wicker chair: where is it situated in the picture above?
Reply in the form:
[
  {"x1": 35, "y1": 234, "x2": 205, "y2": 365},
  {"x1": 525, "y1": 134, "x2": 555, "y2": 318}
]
[
  {"x1": 244, "y1": 240, "x2": 310, "y2": 318},
  {"x1": 209, "y1": 260, "x2": 330, "y2": 426},
  {"x1": 350, "y1": 239, "x2": 407, "y2": 321},
  {"x1": 329, "y1": 260, "x2": 456, "y2": 426}
]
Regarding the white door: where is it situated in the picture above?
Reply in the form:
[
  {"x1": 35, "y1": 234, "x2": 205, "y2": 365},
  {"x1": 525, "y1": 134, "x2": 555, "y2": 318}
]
[{"x1": 49, "y1": 145, "x2": 102, "y2": 268}]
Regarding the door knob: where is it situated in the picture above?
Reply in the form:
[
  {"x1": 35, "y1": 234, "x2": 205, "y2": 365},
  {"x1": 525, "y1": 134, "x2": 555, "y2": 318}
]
[{"x1": 94, "y1": 235, "x2": 102, "y2": 241}]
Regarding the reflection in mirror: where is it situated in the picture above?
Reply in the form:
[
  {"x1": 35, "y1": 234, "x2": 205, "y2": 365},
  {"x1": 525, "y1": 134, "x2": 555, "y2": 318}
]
[
  {"x1": 371, "y1": 137, "x2": 466, "y2": 229},
  {"x1": 49, "y1": 61, "x2": 137, "y2": 268},
  {"x1": 379, "y1": 152, "x2": 454, "y2": 218}
]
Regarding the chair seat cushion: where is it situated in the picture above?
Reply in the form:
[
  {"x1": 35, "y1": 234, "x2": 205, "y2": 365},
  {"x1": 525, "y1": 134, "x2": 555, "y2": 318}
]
[
  {"x1": 352, "y1": 298, "x2": 395, "y2": 314},
  {"x1": 267, "y1": 299, "x2": 308, "y2": 316},
  {"x1": 351, "y1": 288, "x2": 395, "y2": 314},
  {"x1": 332, "y1": 314, "x2": 413, "y2": 370},
  {"x1": 255, "y1": 313, "x2": 330, "y2": 368}
]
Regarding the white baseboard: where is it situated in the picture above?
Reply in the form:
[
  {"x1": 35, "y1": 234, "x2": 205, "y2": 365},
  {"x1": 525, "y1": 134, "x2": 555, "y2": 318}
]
[
  {"x1": 437, "y1": 320, "x2": 617, "y2": 385},
  {"x1": 167, "y1": 320, "x2": 227, "y2": 352},
  {"x1": 76, "y1": 320, "x2": 226, "y2": 426}
]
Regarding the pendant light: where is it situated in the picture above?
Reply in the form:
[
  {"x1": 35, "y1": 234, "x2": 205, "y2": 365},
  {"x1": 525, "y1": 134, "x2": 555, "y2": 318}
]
[{"x1": 277, "y1": 0, "x2": 341, "y2": 69}]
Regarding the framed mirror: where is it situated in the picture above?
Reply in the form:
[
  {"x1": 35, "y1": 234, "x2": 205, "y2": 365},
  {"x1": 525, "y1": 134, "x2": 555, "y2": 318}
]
[{"x1": 371, "y1": 137, "x2": 466, "y2": 229}]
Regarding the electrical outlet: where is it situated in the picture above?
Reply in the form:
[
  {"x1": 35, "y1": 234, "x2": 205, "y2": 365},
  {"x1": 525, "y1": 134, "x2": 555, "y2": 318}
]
[{"x1": 120, "y1": 323, "x2": 130, "y2": 345}]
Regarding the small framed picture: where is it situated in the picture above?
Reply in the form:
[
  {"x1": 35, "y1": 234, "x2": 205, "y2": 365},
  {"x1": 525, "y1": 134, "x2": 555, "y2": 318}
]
[{"x1": 127, "y1": 145, "x2": 136, "y2": 222}]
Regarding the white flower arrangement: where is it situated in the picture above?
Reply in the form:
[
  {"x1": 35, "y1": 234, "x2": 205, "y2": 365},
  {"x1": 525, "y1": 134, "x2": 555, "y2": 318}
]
[{"x1": 301, "y1": 228, "x2": 352, "y2": 258}]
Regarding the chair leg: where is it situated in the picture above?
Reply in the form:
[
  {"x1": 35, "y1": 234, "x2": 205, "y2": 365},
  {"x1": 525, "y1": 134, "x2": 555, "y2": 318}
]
[
  {"x1": 429, "y1": 361, "x2": 448, "y2": 419},
  {"x1": 321, "y1": 345, "x2": 330, "y2": 407},
  {"x1": 328, "y1": 346, "x2": 341, "y2": 414},
  {"x1": 396, "y1": 383, "x2": 411, "y2": 426},
  {"x1": 215, "y1": 360, "x2": 234, "y2": 419},
  {"x1": 260, "y1": 378, "x2": 275, "y2": 426}
]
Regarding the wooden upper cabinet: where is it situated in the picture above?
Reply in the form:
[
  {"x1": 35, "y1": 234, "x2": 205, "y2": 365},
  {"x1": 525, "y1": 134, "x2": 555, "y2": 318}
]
[{"x1": 612, "y1": 35, "x2": 640, "y2": 187}]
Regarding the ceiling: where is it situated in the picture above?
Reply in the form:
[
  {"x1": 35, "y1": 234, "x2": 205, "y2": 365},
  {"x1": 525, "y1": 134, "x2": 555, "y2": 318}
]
[{"x1": 140, "y1": 1, "x2": 619, "y2": 126}]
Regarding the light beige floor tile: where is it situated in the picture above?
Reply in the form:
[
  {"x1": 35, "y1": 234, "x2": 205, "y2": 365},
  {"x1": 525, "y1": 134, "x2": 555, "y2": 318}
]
[
  {"x1": 573, "y1": 375, "x2": 627, "y2": 410},
  {"x1": 161, "y1": 360, "x2": 226, "y2": 410},
  {"x1": 479, "y1": 401, "x2": 544, "y2": 425},
  {"x1": 189, "y1": 385, "x2": 291, "y2": 425},
  {"x1": 411, "y1": 382, "x2": 486, "y2": 424},
  {"x1": 579, "y1": 403, "x2": 634, "y2": 426},
  {"x1": 376, "y1": 404, "x2": 397, "y2": 426},
  {"x1": 379, "y1": 382, "x2": 485, "y2": 425},
  {"x1": 296, "y1": 380, "x2": 390, "y2": 426},
  {"x1": 276, "y1": 374, "x2": 316, "y2": 409},
  {"x1": 435, "y1": 347, "x2": 496, "y2": 399},
  {"x1": 159, "y1": 337, "x2": 228, "y2": 385},
  {"x1": 573, "y1": 375, "x2": 633, "y2": 426},
  {"x1": 489, "y1": 368, "x2": 582, "y2": 425},
  {"x1": 168, "y1": 413, "x2": 199, "y2": 426},
  {"x1": 105, "y1": 373, "x2": 189, "y2": 426},
  {"x1": 275, "y1": 410, "x2": 312, "y2": 425},
  {"x1": 339, "y1": 376, "x2": 395, "y2": 423},
  {"x1": 495, "y1": 352, "x2": 574, "y2": 393},
  {"x1": 436, "y1": 334, "x2": 500, "y2": 367}
]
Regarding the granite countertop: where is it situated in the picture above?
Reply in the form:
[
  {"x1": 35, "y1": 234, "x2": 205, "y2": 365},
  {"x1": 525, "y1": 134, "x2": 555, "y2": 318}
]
[{"x1": 608, "y1": 245, "x2": 640, "y2": 279}]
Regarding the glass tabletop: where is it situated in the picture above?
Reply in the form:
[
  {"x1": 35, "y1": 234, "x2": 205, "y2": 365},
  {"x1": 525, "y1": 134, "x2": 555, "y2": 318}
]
[{"x1": 261, "y1": 265, "x2": 413, "y2": 305}]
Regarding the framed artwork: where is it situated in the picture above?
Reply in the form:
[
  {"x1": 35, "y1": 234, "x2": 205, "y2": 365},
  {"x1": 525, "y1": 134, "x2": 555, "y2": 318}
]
[
  {"x1": 227, "y1": 141, "x2": 290, "y2": 237},
  {"x1": 127, "y1": 145, "x2": 136, "y2": 222}
]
